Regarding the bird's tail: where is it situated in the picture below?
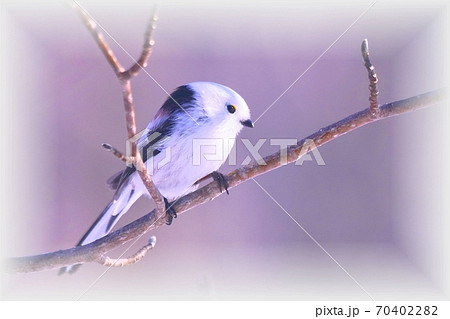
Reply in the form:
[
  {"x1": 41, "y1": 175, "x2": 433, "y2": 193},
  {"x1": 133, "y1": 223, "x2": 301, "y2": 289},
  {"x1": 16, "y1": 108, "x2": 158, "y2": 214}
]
[{"x1": 59, "y1": 182, "x2": 142, "y2": 275}]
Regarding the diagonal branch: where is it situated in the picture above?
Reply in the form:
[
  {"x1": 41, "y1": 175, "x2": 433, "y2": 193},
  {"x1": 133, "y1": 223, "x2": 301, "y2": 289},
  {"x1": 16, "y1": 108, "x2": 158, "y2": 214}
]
[{"x1": 4, "y1": 87, "x2": 447, "y2": 273}]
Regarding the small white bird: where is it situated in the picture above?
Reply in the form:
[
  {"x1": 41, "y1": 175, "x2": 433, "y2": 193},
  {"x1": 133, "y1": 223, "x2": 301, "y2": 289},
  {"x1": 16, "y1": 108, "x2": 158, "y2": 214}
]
[{"x1": 60, "y1": 82, "x2": 253, "y2": 274}]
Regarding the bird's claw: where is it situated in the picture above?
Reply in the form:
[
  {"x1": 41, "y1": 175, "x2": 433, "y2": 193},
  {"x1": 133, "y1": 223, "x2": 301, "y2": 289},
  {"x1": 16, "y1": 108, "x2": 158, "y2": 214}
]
[
  {"x1": 164, "y1": 197, "x2": 177, "y2": 225},
  {"x1": 212, "y1": 171, "x2": 229, "y2": 195}
]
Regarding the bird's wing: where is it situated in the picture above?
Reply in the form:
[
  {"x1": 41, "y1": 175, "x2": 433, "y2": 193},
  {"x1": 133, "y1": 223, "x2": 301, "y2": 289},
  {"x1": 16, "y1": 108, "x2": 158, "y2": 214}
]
[
  {"x1": 106, "y1": 170, "x2": 125, "y2": 190},
  {"x1": 106, "y1": 130, "x2": 170, "y2": 193},
  {"x1": 107, "y1": 84, "x2": 199, "y2": 192}
]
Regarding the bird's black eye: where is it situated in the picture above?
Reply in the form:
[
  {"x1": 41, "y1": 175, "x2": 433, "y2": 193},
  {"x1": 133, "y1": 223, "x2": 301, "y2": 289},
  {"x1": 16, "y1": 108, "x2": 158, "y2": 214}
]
[{"x1": 227, "y1": 104, "x2": 237, "y2": 114}]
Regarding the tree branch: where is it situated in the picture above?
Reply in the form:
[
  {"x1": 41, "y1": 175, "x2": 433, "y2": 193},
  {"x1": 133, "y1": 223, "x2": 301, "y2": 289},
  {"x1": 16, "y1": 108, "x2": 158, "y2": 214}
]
[
  {"x1": 73, "y1": 3, "x2": 166, "y2": 216},
  {"x1": 4, "y1": 87, "x2": 447, "y2": 273}
]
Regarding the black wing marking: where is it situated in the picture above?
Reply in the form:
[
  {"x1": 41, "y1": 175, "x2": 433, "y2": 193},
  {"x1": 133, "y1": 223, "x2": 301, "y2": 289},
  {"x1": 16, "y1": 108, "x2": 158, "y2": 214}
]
[
  {"x1": 106, "y1": 85, "x2": 200, "y2": 192},
  {"x1": 106, "y1": 170, "x2": 124, "y2": 190},
  {"x1": 152, "y1": 85, "x2": 198, "y2": 137},
  {"x1": 107, "y1": 166, "x2": 136, "y2": 192},
  {"x1": 159, "y1": 85, "x2": 197, "y2": 117}
]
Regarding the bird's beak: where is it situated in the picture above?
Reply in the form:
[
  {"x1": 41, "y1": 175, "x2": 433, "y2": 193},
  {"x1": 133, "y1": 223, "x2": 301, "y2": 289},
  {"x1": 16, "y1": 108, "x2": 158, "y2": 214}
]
[{"x1": 241, "y1": 119, "x2": 254, "y2": 128}]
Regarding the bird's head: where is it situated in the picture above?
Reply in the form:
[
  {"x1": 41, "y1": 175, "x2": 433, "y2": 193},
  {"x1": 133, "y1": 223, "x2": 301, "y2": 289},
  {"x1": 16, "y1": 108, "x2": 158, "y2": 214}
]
[{"x1": 188, "y1": 82, "x2": 254, "y2": 135}]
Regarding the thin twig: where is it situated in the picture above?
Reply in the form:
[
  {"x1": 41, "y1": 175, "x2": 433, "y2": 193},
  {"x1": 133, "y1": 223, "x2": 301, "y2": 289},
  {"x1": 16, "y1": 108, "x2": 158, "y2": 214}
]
[
  {"x1": 99, "y1": 236, "x2": 156, "y2": 267},
  {"x1": 102, "y1": 143, "x2": 129, "y2": 163},
  {"x1": 73, "y1": 3, "x2": 124, "y2": 75},
  {"x1": 4, "y1": 87, "x2": 447, "y2": 273},
  {"x1": 122, "y1": 6, "x2": 159, "y2": 79},
  {"x1": 361, "y1": 39, "x2": 379, "y2": 116}
]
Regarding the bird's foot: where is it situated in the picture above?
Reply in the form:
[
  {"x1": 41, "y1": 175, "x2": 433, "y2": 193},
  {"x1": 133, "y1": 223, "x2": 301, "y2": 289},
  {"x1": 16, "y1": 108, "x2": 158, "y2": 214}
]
[
  {"x1": 164, "y1": 197, "x2": 177, "y2": 225},
  {"x1": 212, "y1": 171, "x2": 229, "y2": 195}
]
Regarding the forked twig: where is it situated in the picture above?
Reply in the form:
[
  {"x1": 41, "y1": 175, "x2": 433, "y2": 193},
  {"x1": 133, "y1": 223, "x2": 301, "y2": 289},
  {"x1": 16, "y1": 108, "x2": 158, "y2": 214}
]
[{"x1": 73, "y1": 3, "x2": 166, "y2": 216}]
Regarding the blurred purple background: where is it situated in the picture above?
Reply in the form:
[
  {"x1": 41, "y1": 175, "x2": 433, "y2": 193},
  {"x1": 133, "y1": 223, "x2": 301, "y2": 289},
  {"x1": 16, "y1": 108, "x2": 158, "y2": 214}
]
[{"x1": 1, "y1": 0, "x2": 449, "y2": 300}]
